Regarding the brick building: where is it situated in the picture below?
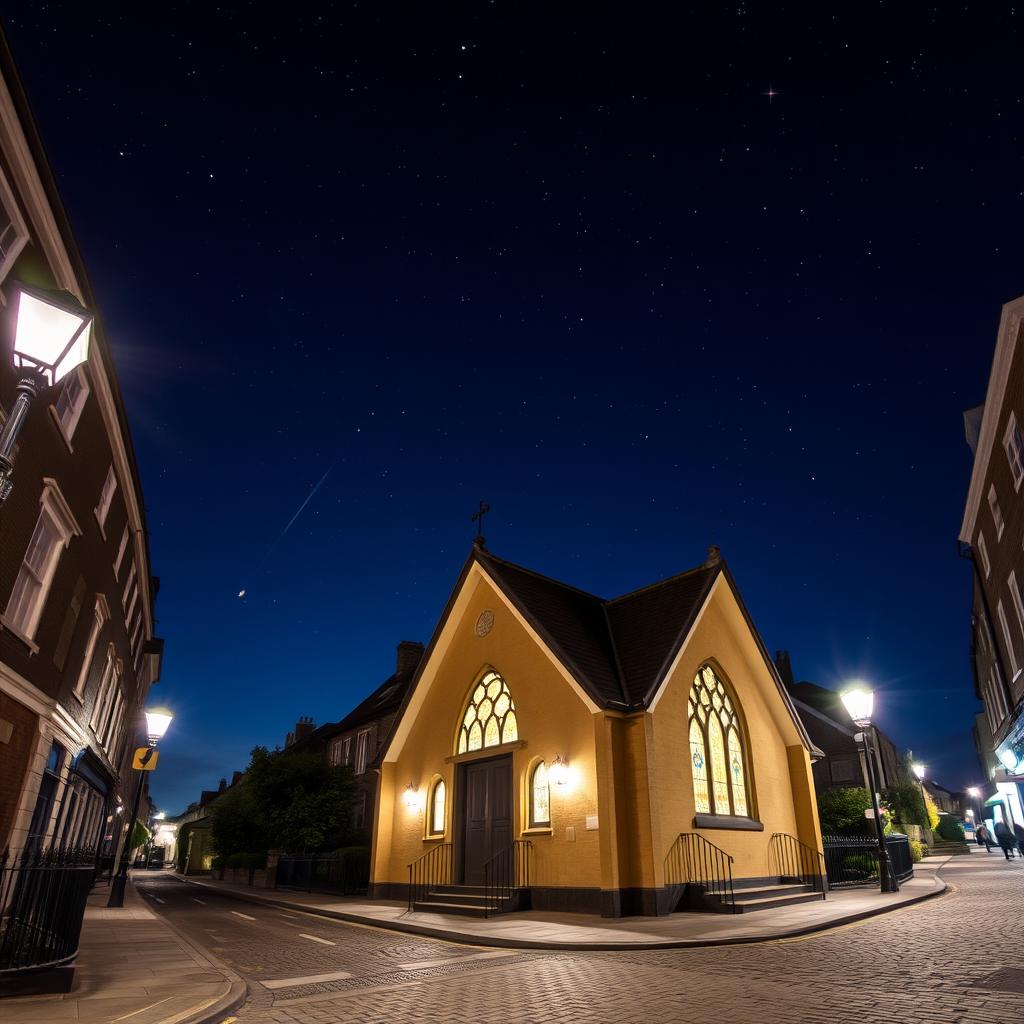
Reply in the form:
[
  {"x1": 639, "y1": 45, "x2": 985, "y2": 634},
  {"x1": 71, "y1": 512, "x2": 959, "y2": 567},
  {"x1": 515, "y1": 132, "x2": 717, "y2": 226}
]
[
  {"x1": 959, "y1": 295, "x2": 1024, "y2": 829},
  {"x1": 0, "y1": 32, "x2": 163, "y2": 864}
]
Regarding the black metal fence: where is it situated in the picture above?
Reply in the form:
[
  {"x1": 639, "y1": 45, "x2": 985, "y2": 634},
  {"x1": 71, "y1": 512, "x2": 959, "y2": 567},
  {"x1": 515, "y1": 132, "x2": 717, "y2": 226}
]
[
  {"x1": 276, "y1": 849, "x2": 370, "y2": 896},
  {"x1": 407, "y1": 843, "x2": 452, "y2": 911},
  {"x1": 822, "y1": 833, "x2": 914, "y2": 889},
  {"x1": 0, "y1": 847, "x2": 95, "y2": 977},
  {"x1": 483, "y1": 839, "x2": 531, "y2": 917}
]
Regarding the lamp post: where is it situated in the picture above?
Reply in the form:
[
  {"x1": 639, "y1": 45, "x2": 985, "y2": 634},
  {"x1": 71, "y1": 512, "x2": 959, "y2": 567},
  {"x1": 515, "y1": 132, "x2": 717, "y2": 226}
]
[
  {"x1": 967, "y1": 785, "x2": 982, "y2": 823},
  {"x1": 911, "y1": 762, "x2": 929, "y2": 822},
  {"x1": 0, "y1": 283, "x2": 93, "y2": 504},
  {"x1": 840, "y1": 685, "x2": 899, "y2": 893},
  {"x1": 108, "y1": 709, "x2": 172, "y2": 907}
]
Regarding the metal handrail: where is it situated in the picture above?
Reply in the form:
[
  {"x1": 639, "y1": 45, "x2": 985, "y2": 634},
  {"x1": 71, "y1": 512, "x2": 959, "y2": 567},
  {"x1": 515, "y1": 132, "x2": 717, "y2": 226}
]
[
  {"x1": 482, "y1": 839, "x2": 531, "y2": 918},
  {"x1": 664, "y1": 832, "x2": 736, "y2": 911},
  {"x1": 769, "y1": 832, "x2": 827, "y2": 898},
  {"x1": 407, "y1": 843, "x2": 452, "y2": 911}
]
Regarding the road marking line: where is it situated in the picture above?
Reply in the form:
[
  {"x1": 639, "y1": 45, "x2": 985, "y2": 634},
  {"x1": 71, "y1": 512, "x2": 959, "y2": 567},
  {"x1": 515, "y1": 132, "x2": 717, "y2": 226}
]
[
  {"x1": 153, "y1": 897, "x2": 166, "y2": 904},
  {"x1": 274, "y1": 980, "x2": 422, "y2": 1007},
  {"x1": 191, "y1": 897, "x2": 207, "y2": 905},
  {"x1": 261, "y1": 969, "x2": 353, "y2": 990},
  {"x1": 112, "y1": 995, "x2": 175, "y2": 1021},
  {"x1": 278, "y1": 912, "x2": 299, "y2": 919},
  {"x1": 231, "y1": 911, "x2": 256, "y2": 921},
  {"x1": 397, "y1": 950, "x2": 513, "y2": 971},
  {"x1": 298, "y1": 932, "x2": 336, "y2": 945}
]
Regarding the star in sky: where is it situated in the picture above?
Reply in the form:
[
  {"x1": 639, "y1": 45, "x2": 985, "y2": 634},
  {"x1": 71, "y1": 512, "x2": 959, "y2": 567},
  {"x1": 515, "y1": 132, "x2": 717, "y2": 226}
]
[{"x1": 762, "y1": 83, "x2": 779, "y2": 103}]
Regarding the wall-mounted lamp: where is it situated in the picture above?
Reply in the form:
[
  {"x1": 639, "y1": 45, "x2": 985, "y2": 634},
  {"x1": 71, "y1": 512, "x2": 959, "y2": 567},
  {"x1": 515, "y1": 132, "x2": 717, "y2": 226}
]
[
  {"x1": 403, "y1": 784, "x2": 420, "y2": 810},
  {"x1": 551, "y1": 755, "x2": 570, "y2": 787}
]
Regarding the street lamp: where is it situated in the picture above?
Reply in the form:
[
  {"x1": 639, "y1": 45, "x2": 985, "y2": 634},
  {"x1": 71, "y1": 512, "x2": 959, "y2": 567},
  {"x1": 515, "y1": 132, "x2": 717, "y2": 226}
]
[
  {"x1": 911, "y1": 762, "x2": 929, "y2": 821},
  {"x1": 0, "y1": 283, "x2": 93, "y2": 504},
  {"x1": 108, "y1": 707, "x2": 173, "y2": 907},
  {"x1": 840, "y1": 684, "x2": 899, "y2": 893}
]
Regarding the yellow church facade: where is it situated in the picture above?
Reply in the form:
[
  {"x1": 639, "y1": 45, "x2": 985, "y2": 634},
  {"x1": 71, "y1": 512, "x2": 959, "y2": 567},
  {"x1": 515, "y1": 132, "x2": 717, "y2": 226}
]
[{"x1": 370, "y1": 544, "x2": 825, "y2": 917}]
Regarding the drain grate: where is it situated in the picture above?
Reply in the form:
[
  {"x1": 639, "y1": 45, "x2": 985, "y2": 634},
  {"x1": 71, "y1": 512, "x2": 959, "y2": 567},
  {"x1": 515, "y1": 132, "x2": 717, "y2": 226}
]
[{"x1": 976, "y1": 967, "x2": 1024, "y2": 993}]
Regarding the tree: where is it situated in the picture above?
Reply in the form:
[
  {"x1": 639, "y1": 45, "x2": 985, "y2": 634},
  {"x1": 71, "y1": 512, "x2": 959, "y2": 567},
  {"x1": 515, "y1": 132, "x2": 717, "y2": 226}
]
[
  {"x1": 209, "y1": 745, "x2": 357, "y2": 858},
  {"x1": 817, "y1": 787, "x2": 873, "y2": 835}
]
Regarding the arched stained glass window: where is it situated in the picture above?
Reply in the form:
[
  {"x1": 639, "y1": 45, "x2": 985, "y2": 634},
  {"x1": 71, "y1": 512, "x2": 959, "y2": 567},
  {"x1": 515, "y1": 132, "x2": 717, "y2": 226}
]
[
  {"x1": 429, "y1": 779, "x2": 446, "y2": 836},
  {"x1": 530, "y1": 761, "x2": 550, "y2": 826},
  {"x1": 457, "y1": 671, "x2": 518, "y2": 754},
  {"x1": 687, "y1": 665, "x2": 752, "y2": 817}
]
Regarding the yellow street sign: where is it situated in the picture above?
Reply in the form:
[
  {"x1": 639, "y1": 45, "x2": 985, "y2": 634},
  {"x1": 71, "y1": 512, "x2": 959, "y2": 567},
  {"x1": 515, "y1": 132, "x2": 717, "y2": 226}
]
[{"x1": 132, "y1": 747, "x2": 160, "y2": 771}]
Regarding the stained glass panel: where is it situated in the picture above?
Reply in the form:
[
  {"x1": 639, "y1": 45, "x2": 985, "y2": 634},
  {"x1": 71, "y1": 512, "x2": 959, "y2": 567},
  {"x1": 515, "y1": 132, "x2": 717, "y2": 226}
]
[
  {"x1": 728, "y1": 728, "x2": 747, "y2": 816},
  {"x1": 689, "y1": 720, "x2": 710, "y2": 813},
  {"x1": 431, "y1": 780, "x2": 446, "y2": 834},
  {"x1": 531, "y1": 762, "x2": 550, "y2": 825},
  {"x1": 455, "y1": 672, "x2": 518, "y2": 754},
  {"x1": 708, "y1": 715, "x2": 730, "y2": 814}
]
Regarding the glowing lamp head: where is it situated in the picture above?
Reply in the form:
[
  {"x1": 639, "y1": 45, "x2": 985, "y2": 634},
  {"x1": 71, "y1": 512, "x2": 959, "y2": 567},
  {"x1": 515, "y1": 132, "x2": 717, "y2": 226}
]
[
  {"x1": 154, "y1": 811, "x2": 166, "y2": 821},
  {"x1": 550, "y1": 755, "x2": 570, "y2": 787},
  {"x1": 912, "y1": 763, "x2": 925, "y2": 781},
  {"x1": 839, "y1": 685, "x2": 874, "y2": 728},
  {"x1": 966, "y1": 809, "x2": 975, "y2": 818},
  {"x1": 967, "y1": 786, "x2": 981, "y2": 799},
  {"x1": 999, "y1": 748, "x2": 1020, "y2": 773},
  {"x1": 403, "y1": 784, "x2": 420, "y2": 810},
  {"x1": 144, "y1": 709, "x2": 173, "y2": 744},
  {"x1": 11, "y1": 283, "x2": 93, "y2": 386}
]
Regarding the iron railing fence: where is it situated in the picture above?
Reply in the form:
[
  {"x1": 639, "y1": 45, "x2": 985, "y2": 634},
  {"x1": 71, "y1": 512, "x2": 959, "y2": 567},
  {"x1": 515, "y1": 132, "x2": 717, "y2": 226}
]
[
  {"x1": 482, "y1": 839, "x2": 531, "y2": 917},
  {"x1": 665, "y1": 832, "x2": 736, "y2": 911},
  {"x1": 275, "y1": 849, "x2": 370, "y2": 896},
  {"x1": 0, "y1": 846, "x2": 95, "y2": 977},
  {"x1": 407, "y1": 843, "x2": 452, "y2": 911},
  {"x1": 822, "y1": 833, "x2": 914, "y2": 888},
  {"x1": 769, "y1": 832, "x2": 827, "y2": 898}
]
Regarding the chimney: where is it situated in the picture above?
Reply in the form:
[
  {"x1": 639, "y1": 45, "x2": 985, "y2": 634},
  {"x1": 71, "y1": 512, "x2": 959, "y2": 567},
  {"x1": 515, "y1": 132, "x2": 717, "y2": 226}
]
[
  {"x1": 231, "y1": 770, "x2": 243, "y2": 787},
  {"x1": 396, "y1": 640, "x2": 425, "y2": 676},
  {"x1": 293, "y1": 716, "x2": 316, "y2": 744},
  {"x1": 705, "y1": 545, "x2": 722, "y2": 567},
  {"x1": 774, "y1": 650, "x2": 794, "y2": 688},
  {"x1": 218, "y1": 778, "x2": 227, "y2": 793}
]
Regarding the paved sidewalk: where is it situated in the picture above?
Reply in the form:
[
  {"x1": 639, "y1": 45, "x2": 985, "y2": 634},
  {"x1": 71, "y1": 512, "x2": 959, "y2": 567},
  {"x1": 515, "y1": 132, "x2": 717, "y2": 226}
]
[
  {"x1": 183, "y1": 855, "x2": 949, "y2": 950},
  {"x1": 4, "y1": 873, "x2": 246, "y2": 1024}
]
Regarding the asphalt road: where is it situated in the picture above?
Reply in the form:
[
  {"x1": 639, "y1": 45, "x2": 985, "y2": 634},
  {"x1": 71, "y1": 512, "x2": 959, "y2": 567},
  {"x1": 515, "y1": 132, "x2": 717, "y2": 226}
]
[{"x1": 137, "y1": 853, "x2": 1024, "y2": 1024}]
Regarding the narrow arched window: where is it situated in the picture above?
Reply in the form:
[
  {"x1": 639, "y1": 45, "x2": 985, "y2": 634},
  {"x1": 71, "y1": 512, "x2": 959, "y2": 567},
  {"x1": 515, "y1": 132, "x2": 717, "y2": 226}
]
[
  {"x1": 687, "y1": 664, "x2": 751, "y2": 817},
  {"x1": 456, "y1": 670, "x2": 517, "y2": 754},
  {"x1": 428, "y1": 779, "x2": 446, "y2": 836},
  {"x1": 530, "y1": 761, "x2": 550, "y2": 827}
]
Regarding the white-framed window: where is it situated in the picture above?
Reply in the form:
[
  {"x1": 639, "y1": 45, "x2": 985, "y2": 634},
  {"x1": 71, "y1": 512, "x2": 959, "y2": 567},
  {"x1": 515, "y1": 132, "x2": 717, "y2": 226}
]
[
  {"x1": 1005, "y1": 413, "x2": 1024, "y2": 491},
  {"x1": 90, "y1": 647, "x2": 118, "y2": 734},
  {"x1": 529, "y1": 761, "x2": 551, "y2": 827},
  {"x1": 125, "y1": 578, "x2": 139, "y2": 628},
  {"x1": 997, "y1": 600, "x2": 1019, "y2": 678},
  {"x1": 978, "y1": 532, "x2": 991, "y2": 577},
  {"x1": 114, "y1": 525, "x2": 130, "y2": 578},
  {"x1": 830, "y1": 759, "x2": 856, "y2": 783},
  {"x1": 354, "y1": 729, "x2": 371, "y2": 774},
  {"x1": 95, "y1": 465, "x2": 117, "y2": 534},
  {"x1": 72, "y1": 595, "x2": 110, "y2": 699},
  {"x1": 988, "y1": 484, "x2": 1005, "y2": 539},
  {"x1": 122, "y1": 561, "x2": 136, "y2": 609},
  {"x1": 52, "y1": 367, "x2": 89, "y2": 445},
  {"x1": 342, "y1": 736, "x2": 352, "y2": 766},
  {"x1": 1009, "y1": 572, "x2": 1024, "y2": 644},
  {"x1": 0, "y1": 166, "x2": 30, "y2": 285},
  {"x1": 3, "y1": 480, "x2": 81, "y2": 642},
  {"x1": 328, "y1": 737, "x2": 343, "y2": 767},
  {"x1": 428, "y1": 779, "x2": 446, "y2": 836}
]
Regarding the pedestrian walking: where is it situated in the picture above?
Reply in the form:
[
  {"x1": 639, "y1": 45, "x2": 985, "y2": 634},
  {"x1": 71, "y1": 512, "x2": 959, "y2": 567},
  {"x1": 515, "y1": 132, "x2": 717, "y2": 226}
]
[
  {"x1": 1014, "y1": 823, "x2": 1024, "y2": 859},
  {"x1": 977, "y1": 823, "x2": 994, "y2": 851},
  {"x1": 994, "y1": 820, "x2": 1016, "y2": 860}
]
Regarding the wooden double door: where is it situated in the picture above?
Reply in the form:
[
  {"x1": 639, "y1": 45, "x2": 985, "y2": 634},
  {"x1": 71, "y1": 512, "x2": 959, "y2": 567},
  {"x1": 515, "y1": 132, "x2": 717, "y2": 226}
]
[{"x1": 458, "y1": 754, "x2": 512, "y2": 885}]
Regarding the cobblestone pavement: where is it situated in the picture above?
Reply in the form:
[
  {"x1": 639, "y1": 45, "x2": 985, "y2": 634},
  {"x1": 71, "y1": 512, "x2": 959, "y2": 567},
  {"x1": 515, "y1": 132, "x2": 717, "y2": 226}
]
[{"x1": 139, "y1": 853, "x2": 1024, "y2": 1024}]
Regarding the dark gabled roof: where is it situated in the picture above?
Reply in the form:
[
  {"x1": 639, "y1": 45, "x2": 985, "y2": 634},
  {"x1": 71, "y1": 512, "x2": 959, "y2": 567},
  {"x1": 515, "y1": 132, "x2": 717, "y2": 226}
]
[{"x1": 475, "y1": 548, "x2": 720, "y2": 708}]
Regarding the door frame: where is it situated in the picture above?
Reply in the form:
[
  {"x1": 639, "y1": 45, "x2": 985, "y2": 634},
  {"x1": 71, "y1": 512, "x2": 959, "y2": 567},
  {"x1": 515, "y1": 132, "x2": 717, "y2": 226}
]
[{"x1": 454, "y1": 751, "x2": 514, "y2": 884}]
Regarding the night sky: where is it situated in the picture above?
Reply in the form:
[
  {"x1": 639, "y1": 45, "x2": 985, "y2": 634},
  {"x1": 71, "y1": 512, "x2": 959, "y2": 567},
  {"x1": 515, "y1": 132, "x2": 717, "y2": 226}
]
[{"x1": 4, "y1": 6, "x2": 1021, "y2": 813}]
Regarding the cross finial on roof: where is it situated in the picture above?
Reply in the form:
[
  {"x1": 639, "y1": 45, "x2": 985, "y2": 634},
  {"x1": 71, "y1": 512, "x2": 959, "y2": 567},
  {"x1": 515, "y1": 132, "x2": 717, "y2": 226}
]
[{"x1": 471, "y1": 500, "x2": 490, "y2": 548}]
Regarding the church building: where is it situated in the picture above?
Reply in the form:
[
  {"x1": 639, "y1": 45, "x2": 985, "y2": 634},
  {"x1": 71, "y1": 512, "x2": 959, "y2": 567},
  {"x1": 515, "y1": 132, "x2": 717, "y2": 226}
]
[{"x1": 370, "y1": 543, "x2": 825, "y2": 917}]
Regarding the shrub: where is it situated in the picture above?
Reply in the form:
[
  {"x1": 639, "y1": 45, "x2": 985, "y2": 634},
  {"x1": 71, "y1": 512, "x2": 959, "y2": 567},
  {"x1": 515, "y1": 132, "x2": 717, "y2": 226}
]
[
  {"x1": 883, "y1": 783, "x2": 928, "y2": 828},
  {"x1": 818, "y1": 787, "x2": 873, "y2": 836},
  {"x1": 936, "y1": 816, "x2": 966, "y2": 842},
  {"x1": 909, "y1": 839, "x2": 926, "y2": 862}
]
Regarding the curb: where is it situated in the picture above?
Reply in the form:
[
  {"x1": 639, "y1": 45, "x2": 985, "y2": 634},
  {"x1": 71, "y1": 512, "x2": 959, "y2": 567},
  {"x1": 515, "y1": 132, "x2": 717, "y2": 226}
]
[
  {"x1": 179, "y1": 872, "x2": 948, "y2": 953},
  {"x1": 133, "y1": 879, "x2": 249, "y2": 1024}
]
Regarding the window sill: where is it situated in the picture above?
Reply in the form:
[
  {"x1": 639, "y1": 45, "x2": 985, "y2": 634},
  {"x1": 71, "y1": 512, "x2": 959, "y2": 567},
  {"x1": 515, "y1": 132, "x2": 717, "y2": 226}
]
[
  {"x1": 422, "y1": 834, "x2": 446, "y2": 842},
  {"x1": 522, "y1": 826, "x2": 553, "y2": 836},
  {"x1": 693, "y1": 813, "x2": 764, "y2": 832},
  {"x1": 0, "y1": 616, "x2": 40, "y2": 655}
]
